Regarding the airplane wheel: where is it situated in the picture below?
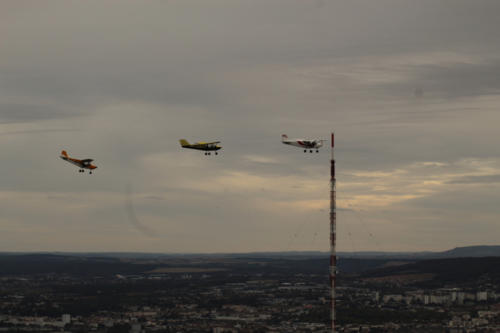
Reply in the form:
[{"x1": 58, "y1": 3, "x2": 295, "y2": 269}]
[
  {"x1": 316, "y1": 150, "x2": 319, "y2": 153},
  {"x1": 90, "y1": 172, "x2": 92, "y2": 174},
  {"x1": 204, "y1": 153, "x2": 207, "y2": 155},
  {"x1": 310, "y1": 150, "x2": 313, "y2": 153},
  {"x1": 208, "y1": 152, "x2": 211, "y2": 155},
  {"x1": 304, "y1": 150, "x2": 307, "y2": 153},
  {"x1": 215, "y1": 152, "x2": 218, "y2": 155}
]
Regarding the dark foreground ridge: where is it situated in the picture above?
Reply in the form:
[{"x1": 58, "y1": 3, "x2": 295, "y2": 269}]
[
  {"x1": 3, "y1": 252, "x2": 500, "y2": 285},
  {"x1": 1, "y1": 249, "x2": 500, "y2": 332}
]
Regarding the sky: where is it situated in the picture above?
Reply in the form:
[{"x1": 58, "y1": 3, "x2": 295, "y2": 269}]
[{"x1": 1, "y1": 0, "x2": 500, "y2": 253}]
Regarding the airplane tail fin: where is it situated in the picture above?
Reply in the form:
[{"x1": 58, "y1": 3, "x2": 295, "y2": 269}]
[
  {"x1": 61, "y1": 150, "x2": 68, "y2": 158},
  {"x1": 281, "y1": 134, "x2": 288, "y2": 142},
  {"x1": 179, "y1": 139, "x2": 190, "y2": 147}
]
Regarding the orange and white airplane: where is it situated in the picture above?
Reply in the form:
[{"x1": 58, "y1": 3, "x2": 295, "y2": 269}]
[{"x1": 60, "y1": 150, "x2": 97, "y2": 174}]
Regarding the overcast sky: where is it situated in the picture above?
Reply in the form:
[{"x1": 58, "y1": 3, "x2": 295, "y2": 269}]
[{"x1": 1, "y1": 0, "x2": 500, "y2": 253}]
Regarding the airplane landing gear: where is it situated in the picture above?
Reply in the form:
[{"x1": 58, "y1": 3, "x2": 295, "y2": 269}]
[
  {"x1": 316, "y1": 150, "x2": 319, "y2": 153},
  {"x1": 204, "y1": 151, "x2": 218, "y2": 156},
  {"x1": 304, "y1": 149, "x2": 307, "y2": 153},
  {"x1": 310, "y1": 150, "x2": 313, "y2": 153},
  {"x1": 89, "y1": 171, "x2": 93, "y2": 174}
]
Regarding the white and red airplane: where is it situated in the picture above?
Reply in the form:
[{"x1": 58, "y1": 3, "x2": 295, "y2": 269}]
[
  {"x1": 281, "y1": 134, "x2": 324, "y2": 153},
  {"x1": 60, "y1": 150, "x2": 97, "y2": 174}
]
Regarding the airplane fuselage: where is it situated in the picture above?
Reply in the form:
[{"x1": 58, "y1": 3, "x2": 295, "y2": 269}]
[
  {"x1": 179, "y1": 139, "x2": 221, "y2": 155},
  {"x1": 282, "y1": 140, "x2": 323, "y2": 149},
  {"x1": 60, "y1": 156, "x2": 96, "y2": 169},
  {"x1": 281, "y1": 134, "x2": 324, "y2": 152},
  {"x1": 183, "y1": 144, "x2": 221, "y2": 152},
  {"x1": 60, "y1": 151, "x2": 97, "y2": 173}
]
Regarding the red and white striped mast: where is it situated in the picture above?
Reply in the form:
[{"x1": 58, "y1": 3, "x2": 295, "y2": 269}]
[{"x1": 329, "y1": 132, "x2": 337, "y2": 333}]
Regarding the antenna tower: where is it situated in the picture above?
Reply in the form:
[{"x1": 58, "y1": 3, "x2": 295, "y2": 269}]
[{"x1": 330, "y1": 132, "x2": 336, "y2": 333}]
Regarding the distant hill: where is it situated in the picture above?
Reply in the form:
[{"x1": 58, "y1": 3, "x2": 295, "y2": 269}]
[
  {"x1": 339, "y1": 245, "x2": 500, "y2": 259},
  {"x1": 2, "y1": 245, "x2": 500, "y2": 269},
  {"x1": 2, "y1": 248, "x2": 500, "y2": 278},
  {"x1": 0, "y1": 254, "x2": 157, "y2": 276},
  {"x1": 338, "y1": 251, "x2": 430, "y2": 259},
  {"x1": 433, "y1": 246, "x2": 500, "y2": 258},
  {"x1": 360, "y1": 256, "x2": 500, "y2": 287}
]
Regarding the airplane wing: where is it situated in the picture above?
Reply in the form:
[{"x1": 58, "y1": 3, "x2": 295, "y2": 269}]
[
  {"x1": 205, "y1": 141, "x2": 220, "y2": 144},
  {"x1": 81, "y1": 159, "x2": 94, "y2": 165}
]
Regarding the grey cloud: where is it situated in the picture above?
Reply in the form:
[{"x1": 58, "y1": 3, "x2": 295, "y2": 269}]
[
  {"x1": 0, "y1": 103, "x2": 82, "y2": 124},
  {"x1": 3, "y1": 0, "x2": 500, "y2": 111},
  {"x1": 143, "y1": 195, "x2": 165, "y2": 201},
  {"x1": 421, "y1": 61, "x2": 500, "y2": 98},
  {"x1": 406, "y1": 187, "x2": 500, "y2": 214},
  {"x1": 125, "y1": 185, "x2": 157, "y2": 238},
  {"x1": 0, "y1": 66, "x2": 224, "y2": 110},
  {"x1": 337, "y1": 207, "x2": 355, "y2": 212},
  {"x1": 0, "y1": 128, "x2": 81, "y2": 136},
  {"x1": 395, "y1": 61, "x2": 500, "y2": 99},
  {"x1": 447, "y1": 174, "x2": 500, "y2": 185}
]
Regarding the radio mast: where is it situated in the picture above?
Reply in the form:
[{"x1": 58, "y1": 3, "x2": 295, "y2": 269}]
[{"x1": 329, "y1": 132, "x2": 337, "y2": 333}]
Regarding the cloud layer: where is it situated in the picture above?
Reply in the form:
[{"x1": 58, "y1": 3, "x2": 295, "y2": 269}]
[{"x1": 1, "y1": 0, "x2": 500, "y2": 252}]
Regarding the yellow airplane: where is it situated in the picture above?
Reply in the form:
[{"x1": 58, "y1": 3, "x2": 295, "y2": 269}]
[
  {"x1": 179, "y1": 139, "x2": 221, "y2": 156},
  {"x1": 60, "y1": 150, "x2": 98, "y2": 174}
]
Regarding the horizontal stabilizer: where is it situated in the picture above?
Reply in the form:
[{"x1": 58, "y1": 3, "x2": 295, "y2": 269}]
[{"x1": 179, "y1": 139, "x2": 190, "y2": 147}]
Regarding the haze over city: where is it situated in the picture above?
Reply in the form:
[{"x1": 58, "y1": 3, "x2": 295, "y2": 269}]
[{"x1": 1, "y1": 0, "x2": 500, "y2": 253}]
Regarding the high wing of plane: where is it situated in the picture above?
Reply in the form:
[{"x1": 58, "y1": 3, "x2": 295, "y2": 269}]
[
  {"x1": 60, "y1": 150, "x2": 98, "y2": 174},
  {"x1": 179, "y1": 139, "x2": 222, "y2": 156},
  {"x1": 281, "y1": 134, "x2": 324, "y2": 153}
]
